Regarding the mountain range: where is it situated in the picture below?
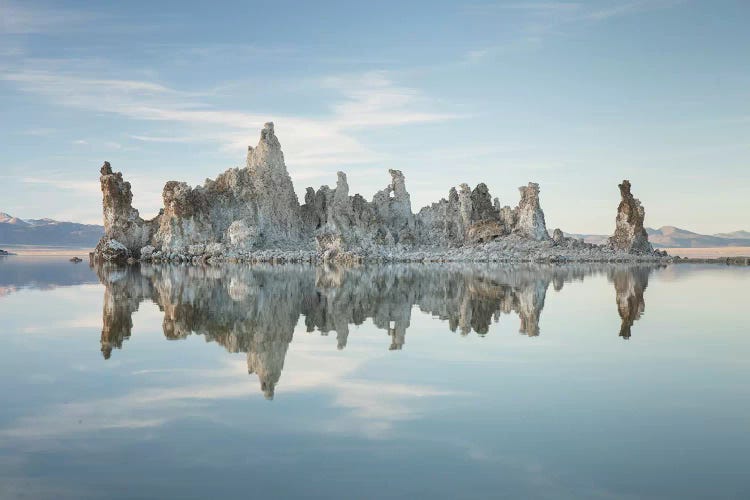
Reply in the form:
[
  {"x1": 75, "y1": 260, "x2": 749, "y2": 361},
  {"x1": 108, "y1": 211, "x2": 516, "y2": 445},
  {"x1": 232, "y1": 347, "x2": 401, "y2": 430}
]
[
  {"x1": 0, "y1": 212, "x2": 103, "y2": 247},
  {"x1": 1, "y1": 211, "x2": 747, "y2": 249},
  {"x1": 567, "y1": 226, "x2": 750, "y2": 248}
]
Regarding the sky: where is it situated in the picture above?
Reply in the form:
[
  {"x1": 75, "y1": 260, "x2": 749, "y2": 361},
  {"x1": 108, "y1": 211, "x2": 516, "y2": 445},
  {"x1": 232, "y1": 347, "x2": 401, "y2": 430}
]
[{"x1": 0, "y1": 0, "x2": 748, "y2": 234}]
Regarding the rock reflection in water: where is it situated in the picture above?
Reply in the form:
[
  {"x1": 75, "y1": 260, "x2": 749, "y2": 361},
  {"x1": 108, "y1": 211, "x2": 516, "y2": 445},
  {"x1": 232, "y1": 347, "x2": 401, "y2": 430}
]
[
  {"x1": 609, "y1": 267, "x2": 650, "y2": 339},
  {"x1": 96, "y1": 263, "x2": 658, "y2": 398}
]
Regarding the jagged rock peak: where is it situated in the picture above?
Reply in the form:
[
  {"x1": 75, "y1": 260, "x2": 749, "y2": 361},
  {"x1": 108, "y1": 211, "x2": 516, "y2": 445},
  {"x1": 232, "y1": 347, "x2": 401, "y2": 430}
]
[
  {"x1": 470, "y1": 183, "x2": 498, "y2": 223},
  {"x1": 388, "y1": 169, "x2": 408, "y2": 197},
  {"x1": 92, "y1": 123, "x2": 666, "y2": 264},
  {"x1": 245, "y1": 122, "x2": 302, "y2": 242},
  {"x1": 261, "y1": 121, "x2": 275, "y2": 139},
  {"x1": 518, "y1": 182, "x2": 542, "y2": 209},
  {"x1": 514, "y1": 182, "x2": 550, "y2": 241},
  {"x1": 247, "y1": 122, "x2": 284, "y2": 171},
  {"x1": 609, "y1": 180, "x2": 652, "y2": 254},
  {"x1": 99, "y1": 161, "x2": 153, "y2": 253}
]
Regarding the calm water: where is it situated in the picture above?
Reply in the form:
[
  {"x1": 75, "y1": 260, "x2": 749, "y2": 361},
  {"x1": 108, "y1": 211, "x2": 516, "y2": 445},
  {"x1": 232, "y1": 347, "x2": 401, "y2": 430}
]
[{"x1": 1, "y1": 257, "x2": 749, "y2": 499}]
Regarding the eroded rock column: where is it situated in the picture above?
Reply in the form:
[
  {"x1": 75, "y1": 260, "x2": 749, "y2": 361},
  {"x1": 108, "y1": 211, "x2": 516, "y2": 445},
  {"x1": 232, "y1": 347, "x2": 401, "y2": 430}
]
[{"x1": 608, "y1": 180, "x2": 653, "y2": 254}]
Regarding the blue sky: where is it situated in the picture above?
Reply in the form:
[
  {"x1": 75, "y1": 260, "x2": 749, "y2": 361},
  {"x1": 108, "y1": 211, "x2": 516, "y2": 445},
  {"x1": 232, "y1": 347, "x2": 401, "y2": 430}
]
[{"x1": 1, "y1": 0, "x2": 748, "y2": 233}]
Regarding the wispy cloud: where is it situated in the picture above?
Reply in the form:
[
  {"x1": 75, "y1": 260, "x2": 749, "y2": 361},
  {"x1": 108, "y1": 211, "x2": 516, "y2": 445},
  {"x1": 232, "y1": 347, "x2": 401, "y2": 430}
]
[
  {"x1": 72, "y1": 138, "x2": 123, "y2": 150},
  {"x1": 322, "y1": 71, "x2": 460, "y2": 128},
  {"x1": 494, "y1": 2, "x2": 582, "y2": 12},
  {"x1": 464, "y1": 0, "x2": 684, "y2": 62},
  {"x1": 23, "y1": 127, "x2": 56, "y2": 136},
  {"x1": 583, "y1": 0, "x2": 684, "y2": 21},
  {"x1": 129, "y1": 134, "x2": 197, "y2": 144},
  {"x1": 0, "y1": 63, "x2": 463, "y2": 170},
  {"x1": 21, "y1": 176, "x2": 100, "y2": 195},
  {"x1": 0, "y1": 0, "x2": 96, "y2": 35}
]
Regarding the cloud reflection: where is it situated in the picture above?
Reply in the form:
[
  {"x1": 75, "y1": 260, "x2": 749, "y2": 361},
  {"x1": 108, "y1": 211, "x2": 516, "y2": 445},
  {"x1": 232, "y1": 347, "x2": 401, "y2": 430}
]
[{"x1": 96, "y1": 262, "x2": 659, "y2": 397}]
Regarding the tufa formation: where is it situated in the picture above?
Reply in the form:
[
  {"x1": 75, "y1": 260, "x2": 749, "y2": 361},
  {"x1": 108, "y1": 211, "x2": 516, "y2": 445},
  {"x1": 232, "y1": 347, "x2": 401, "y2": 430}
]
[
  {"x1": 608, "y1": 180, "x2": 653, "y2": 254},
  {"x1": 93, "y1": 122, "x2": 664, "y2": 264}
]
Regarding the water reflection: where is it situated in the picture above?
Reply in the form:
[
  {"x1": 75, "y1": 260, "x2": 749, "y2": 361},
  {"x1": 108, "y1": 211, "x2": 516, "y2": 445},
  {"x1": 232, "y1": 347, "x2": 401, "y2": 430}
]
[
  {"x1": 0, "y1": 256, "x2": 98, "y2": 297},
  {"x1": 95, "y1": 263, "x2": 658, "y2": 398},
  {"x1": 611, "y1": 267, "x2": 650, "y2": 339}
]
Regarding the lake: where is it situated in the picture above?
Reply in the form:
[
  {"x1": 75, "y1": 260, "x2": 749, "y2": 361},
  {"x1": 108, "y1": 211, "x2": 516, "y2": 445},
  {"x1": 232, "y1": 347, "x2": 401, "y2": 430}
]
[{"x1": 1, "y1": 257, "x2": 748, "y2": 499}]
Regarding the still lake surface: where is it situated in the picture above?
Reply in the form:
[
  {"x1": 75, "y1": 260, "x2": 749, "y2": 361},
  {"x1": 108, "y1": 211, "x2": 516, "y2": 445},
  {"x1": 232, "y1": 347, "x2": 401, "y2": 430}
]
[{"x1": 0, "y1": 256, "x2": 748, "y2": 499}]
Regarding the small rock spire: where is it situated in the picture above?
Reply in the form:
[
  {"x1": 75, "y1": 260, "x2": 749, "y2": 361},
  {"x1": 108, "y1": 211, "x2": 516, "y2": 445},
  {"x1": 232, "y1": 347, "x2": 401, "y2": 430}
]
[
  {"x1": 514, "y1": 182, "x2": 550, "y2": 241},
  {"x1": 609, "y1": 179, "x2": 653, "y2": 254}
]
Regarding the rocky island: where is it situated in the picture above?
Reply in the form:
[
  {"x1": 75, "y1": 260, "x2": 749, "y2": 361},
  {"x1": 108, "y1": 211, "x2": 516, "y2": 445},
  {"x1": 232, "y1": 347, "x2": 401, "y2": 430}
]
[{"x1": 93, "y1": 122, "x2": 667, "y2": 265}]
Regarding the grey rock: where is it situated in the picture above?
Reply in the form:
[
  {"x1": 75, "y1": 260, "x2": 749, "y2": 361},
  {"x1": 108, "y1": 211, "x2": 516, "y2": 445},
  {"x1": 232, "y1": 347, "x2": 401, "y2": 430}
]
[
  {"x1": 95, "y1": 237, "x2": 130, "y2": 264},
  {"x1": 552, "y1": 228, "x2": 564, "y2": 245},
  {"x1": 608, "y1": 180, "x2": 653, "y2": 254},
  {"x1": 93, "y1": 123, "x2": 664, "y2": 265},
  {"x1": 515, "y1": 183, "x2": 550, "y2": 241},
  {"x1": 140, "y1": 245, "x2": 155, "y2": 261}
]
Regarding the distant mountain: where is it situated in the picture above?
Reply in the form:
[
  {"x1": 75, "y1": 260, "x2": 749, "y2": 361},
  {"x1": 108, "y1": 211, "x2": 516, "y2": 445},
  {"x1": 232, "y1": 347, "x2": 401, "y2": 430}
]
[
  {"x1": 2, "y1": 210, "x2": 747, "y2": 250},
  {"x1": 0, "y1": 212, "x2": 103, "y2": 247},
  {"x1": 563, "y1": 232, "x2": 609, "y2": 245},
  {"x1": 646, "y1": 226, "x2": 750, "y2": 248},
  {"x1": 567, "y1": 226, "x2": 750, "y2": 248},
  {"x1": 0, "y1": 213, "x2": 29, "y2": 226},
  {"x1": 714, "y1": 230, "x2": 750, "y2": 239}
]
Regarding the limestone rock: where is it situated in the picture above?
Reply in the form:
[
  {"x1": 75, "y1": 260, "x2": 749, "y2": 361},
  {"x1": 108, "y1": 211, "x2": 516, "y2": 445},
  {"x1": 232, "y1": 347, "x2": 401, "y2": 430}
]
[
  {"x1": 467, "y1": 220, "x2": 504, "y2": 244},
  {"x1": 188, "y1": 244, "x2": 206, "y2": 256},
  {"x1": 92, "y1": 122, "x2": 662, "y2": 264},
  {"x1": 140, "y1": 245, "x2": 155, "y2": 260},
  {"x1": 316, "y1": 228, "x2": 345, "y2": 261},
  {"x1": 371, "y1": 169, "x2": 415, "y2": 244},
  {"x1": 99, "y1": 162, "x2": 155, "y2": 254},
  {"x1": 95, "y1": 237, "x2": 130, "y2": 264},
  {"x1": 470, "y1": 183, "x2": 499, "y2": 223},
  {"x1": 228, "y1": 220, "x2": 257, "y2": 250},
  {"x1": 246, "y1": 122, "x2": 302, "y2": 243},
  {"x1": 416, "y1": 181, "x2": 549, "y2": 246},
  {"x1": 608, "y1": 180, "x2": 653, "y2": 254},
  {"x1": 552, "y1": 228, "x2": 564, "y2": 245},
  {"x1": 205, "y1": 242, "x2": 224, "y2": 257},
  {"x1": 514, "y1": 183, "x2": 550, "y2": 241}
]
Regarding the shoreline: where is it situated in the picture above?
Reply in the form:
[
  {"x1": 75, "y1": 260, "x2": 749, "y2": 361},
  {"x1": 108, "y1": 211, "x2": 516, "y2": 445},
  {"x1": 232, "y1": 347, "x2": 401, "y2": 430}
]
[
  {"x1": 660, "y1": 246, "x2": 750, "y2": 259},
  {"x1": 0, "y1": 245, "x2": 94, "y2": 256}
]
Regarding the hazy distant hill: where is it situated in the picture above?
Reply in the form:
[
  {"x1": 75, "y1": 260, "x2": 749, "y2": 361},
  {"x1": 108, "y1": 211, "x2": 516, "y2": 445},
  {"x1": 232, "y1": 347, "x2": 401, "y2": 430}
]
[
  {"x1": 714, "y1": 230, "x2": 750, "y2": 239},
  {"x1": 0, "y1": 212, "x2": 103, "y2": 247},
  {"x1": 563, "y1": 233, "x2": 609, "y2": 245},
  {"x1": 567, "y1": 226, "x2": 750, "y2": 248},
  {"x1": 2, "y1": 210, "x2": 747, "y2": 250},
  {"x1": 646, "y1": 226, "x2": 750, "y2": 248}
]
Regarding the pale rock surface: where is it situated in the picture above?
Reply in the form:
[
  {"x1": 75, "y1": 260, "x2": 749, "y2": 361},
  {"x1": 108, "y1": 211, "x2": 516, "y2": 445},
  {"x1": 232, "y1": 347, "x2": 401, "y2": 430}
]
[
  {"x1": 99, "y1": 162, "x2": 155, "y2": 254},
  {"x1": 95, "y1": 237, "x2": 130, "y2": 264},
  {"x1": 228, "y1": 220, "x2": 256, "y2": 250},
  {"x1": 514, "y1": 183, "x2": 550, "y2": 241},
  {"x1": 93, "y1": 122, "x2": 663, "y2": 264},
  {"x1": 552, "y1": 228, "x2": 565, "y2": 245},
  {"x1": 467, "y1": 220, "x2": 505, "y2": 244},
  {"x1": 140, "y1": 245, "x2": 155, "y2": 260},
  {"x1": 608, "y1": 180, "x2": 653, "y2": 254},
  {"x1": 245, "y1": 122, "x2": 303, "y2": 243}
]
